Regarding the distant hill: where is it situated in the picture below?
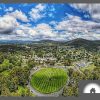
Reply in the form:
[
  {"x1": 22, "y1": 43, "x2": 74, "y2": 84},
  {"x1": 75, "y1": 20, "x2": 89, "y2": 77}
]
[
  {"x1": 35, "y1": 38, "x2": 100, "y2": 50},
  {"x1": 0, "y1": 40, "x2": 33, "y2": 44},
  {"x1": 65, "y1": 38, "x2": 100, "y2": 50},
  {"x1": 0, "y1": 38, "x2": 100, "y2": 50}
]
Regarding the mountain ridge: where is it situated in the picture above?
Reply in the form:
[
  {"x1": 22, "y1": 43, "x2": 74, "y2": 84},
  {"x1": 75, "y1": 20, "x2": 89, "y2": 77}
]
[{"x1": 0, "y1": 38, "x2": 100, "y2": 47}]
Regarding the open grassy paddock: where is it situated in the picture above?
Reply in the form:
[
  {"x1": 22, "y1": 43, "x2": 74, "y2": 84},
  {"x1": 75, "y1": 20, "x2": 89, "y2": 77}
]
[{"x1": 30, "y1": 68, "x2": 68, "y2": 94}]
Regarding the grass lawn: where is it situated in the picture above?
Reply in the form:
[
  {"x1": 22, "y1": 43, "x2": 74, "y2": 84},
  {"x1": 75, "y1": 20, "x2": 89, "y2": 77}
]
[
  {"x1": 80, "y1": 64, "x2": 96, "y2": 72},
  {"x1": 30, "y1": 68, "x2": 68, "y2": 94}
]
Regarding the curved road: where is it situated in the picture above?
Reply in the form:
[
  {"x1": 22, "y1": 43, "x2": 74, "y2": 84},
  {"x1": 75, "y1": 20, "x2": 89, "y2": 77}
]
[{"x1": 27, "y1": 67, "x2": 68, "y2": 97}]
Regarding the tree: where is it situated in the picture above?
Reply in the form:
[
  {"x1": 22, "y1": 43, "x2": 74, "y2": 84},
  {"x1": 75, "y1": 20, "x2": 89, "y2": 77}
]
[
  {"x1": 83, "y1": 69, "x2": 93, "y2": 80},
  {"x1": 10, "y1": 67, "x2": 30, "y2": 86},
  {"x1": 62, "y1": 84, "x2": 78, "y2": 97},
  {"x1": 1, "y1": 84, "x2": 11, "y2": 96},
  {"x1": 92, "y1": 67, "x2": 100, "y2": 80},
  {"x1": 0, "y1": 59, "x2": 13, "y2": 72},
  {"x1": 28, "y1": 59, "x2": 36, "y2": 69},
  {"x1": 63, "y1": 59, "x2": 72, "y2": 66}
]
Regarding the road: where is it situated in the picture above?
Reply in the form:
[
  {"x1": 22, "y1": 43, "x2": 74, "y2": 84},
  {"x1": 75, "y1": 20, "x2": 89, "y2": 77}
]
[{"x1": 27, "y1": 67, "x2": 68, "y2": 97}]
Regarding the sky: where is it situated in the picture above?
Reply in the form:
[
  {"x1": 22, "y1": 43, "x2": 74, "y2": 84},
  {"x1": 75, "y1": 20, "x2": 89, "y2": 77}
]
[{"x1": 0, "y1": 3, "x2": 100, "y2": 41}]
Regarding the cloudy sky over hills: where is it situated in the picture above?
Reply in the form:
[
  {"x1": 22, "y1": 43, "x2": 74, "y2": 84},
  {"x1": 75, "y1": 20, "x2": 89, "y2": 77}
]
[{"x1": 0, "y1": 3, "x2": 100, "y2": 41}]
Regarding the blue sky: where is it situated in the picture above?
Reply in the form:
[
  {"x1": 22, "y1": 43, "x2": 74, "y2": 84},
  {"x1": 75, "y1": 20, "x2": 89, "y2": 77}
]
[{"x1": 0, "y1": 3, "x2": 100, "y2": 41}]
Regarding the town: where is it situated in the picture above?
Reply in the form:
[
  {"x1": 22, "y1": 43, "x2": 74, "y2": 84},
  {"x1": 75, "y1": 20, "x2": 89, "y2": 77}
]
[{"x1": 0, "y1": 38, "x2": 100, "y2": 96}]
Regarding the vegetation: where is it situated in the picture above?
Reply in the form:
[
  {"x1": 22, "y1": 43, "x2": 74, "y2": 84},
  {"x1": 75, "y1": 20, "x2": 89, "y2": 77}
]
[
  {"x1": 0, "y1": 38, "x2": 100, "y2": 96},
  {"x1": 30, "y1": 68, "x2": 68, "y2": 94}
]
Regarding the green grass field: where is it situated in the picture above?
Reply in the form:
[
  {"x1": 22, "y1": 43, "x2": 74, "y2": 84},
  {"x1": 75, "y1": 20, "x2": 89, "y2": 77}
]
[{"x1": 30, "y1": 68, "x2": 68, "y2": 94}]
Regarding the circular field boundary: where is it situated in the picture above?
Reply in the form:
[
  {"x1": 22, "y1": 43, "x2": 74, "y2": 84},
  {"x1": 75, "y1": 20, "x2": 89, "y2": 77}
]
[{"x1": 28, "y1": 67, "x2": 69, "y2": 96}]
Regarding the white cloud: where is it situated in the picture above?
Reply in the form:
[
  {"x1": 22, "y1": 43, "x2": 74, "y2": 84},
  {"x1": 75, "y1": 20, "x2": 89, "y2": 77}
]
[
  {"x1": 55, "y1": 14, "x2": 100, "y2": 40},
  {"x1": 48, "y1": 13, "x2": 54, "y2": 18},
  {"x1": 34, "y1": 23, "x2": 56, "y2": 37},
  {"x1": 71, "y1": 4, "x2": 100, "y2": 21},
  {"x1": 71, "y1": 4, "x2": 90, "y2": 11},
  {"x1": 50, "y1": 21, "x2": 57, "y2": 25},
  {"x1": 36, "y1": 4, "x2": 45, "y2": 11},
  {"x1": 22, "y1": 3, "x2": 28, "y2": 7},
  {"x1": 1, "y1": 13, "x2": 99, "y2": 41},
  {"x1": 0, "y1": 4, "x2": 100, "y2": 41},
  {"x1": 5, "y1": 7, "x2": 13, "y2": 12},
  {"x1": 15, "y1": 29, "x2": 26, "y2": 36},
  {"x1": 29, "y1": 4, "x2": 46, "y2": 21},
  {"x1": 0, "y1": 15, "x2": 18, "y2": 34},
  {"x1": 0, "y1": 13, "x2": 29, "y2": 40},
  {"x1": 15, "y1": 23, "x2": 57, "y2": 40},
  {"x1": 50, "y1": 5, "x2": 56, "y2": 12},
  {"x1": 8, "y1": 10, "x2": 29, "y2": 22}
]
